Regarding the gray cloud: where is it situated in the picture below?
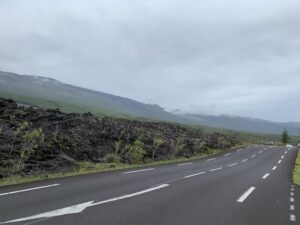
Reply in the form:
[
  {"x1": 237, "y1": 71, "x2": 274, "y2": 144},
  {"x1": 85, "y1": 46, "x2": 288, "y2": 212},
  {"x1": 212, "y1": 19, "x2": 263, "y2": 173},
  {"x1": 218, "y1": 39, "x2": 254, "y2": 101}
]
[{"x1": 0, "y1": 0, "x2": 299, "y2": 122}]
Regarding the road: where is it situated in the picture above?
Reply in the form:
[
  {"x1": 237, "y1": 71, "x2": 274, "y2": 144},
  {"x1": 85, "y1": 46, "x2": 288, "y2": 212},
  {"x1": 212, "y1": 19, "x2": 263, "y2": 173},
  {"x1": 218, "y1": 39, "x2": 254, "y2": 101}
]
[{"x1": 0, "y1": 145, "x2": 299, "y2": 225}]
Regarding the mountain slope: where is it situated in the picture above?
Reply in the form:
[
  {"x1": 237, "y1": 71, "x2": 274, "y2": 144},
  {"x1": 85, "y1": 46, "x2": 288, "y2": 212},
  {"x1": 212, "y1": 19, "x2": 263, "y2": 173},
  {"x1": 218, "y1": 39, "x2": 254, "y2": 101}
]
[
  {"x1": 0, "y1": 70, "x2": 299, "y2": 136},
  {"x1": 0, "y1": 71, "x2": 186, "y2": 123},
  {"x1": 179, "y1": 113, "x2": 300, "y2": 136}
]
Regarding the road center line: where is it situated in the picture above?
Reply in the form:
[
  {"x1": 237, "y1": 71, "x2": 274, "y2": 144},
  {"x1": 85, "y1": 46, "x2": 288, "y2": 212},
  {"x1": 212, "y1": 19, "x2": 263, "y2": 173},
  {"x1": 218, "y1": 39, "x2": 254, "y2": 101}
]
[
  {"x1": 241, "y1": 159, "x2": 248, "y2": 163},
  {"x1": 184, "y1": 172, "x2": 206, "y2": 179},
  {"x1": 224, "y1": 153, "x2": 231, "y2": 156},
  {"x1": 209, "y1": 167, "x2": 223, "y2": 172},
  {"x1": 237, "y1": 186, "x2": 256, "y2": 203},
  {"x1": 123, "y1": 168, "x2": 154, "y2": 174},
  {"x1": 207, "y1": 158, "x2": 216, "y2": 162},
  {"x1": 228, "y1": 163, "x2": 238, "y2": 167},
  {"x1": 0, "y1": 184, "x2": 60, "y2": 197},
  {"x1": 262, "y1": 173, "x2": 270, "y2": 179}
]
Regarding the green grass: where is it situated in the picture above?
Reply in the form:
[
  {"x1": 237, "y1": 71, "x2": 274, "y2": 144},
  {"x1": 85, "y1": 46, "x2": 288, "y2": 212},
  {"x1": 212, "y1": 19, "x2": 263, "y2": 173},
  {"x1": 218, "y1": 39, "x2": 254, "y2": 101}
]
[
  {"x1": 0, "y1": 147, "x2": 240, "y2": 187},
  {"x1": 293, "y1": 150, "x2": 300, "y2": 185}
]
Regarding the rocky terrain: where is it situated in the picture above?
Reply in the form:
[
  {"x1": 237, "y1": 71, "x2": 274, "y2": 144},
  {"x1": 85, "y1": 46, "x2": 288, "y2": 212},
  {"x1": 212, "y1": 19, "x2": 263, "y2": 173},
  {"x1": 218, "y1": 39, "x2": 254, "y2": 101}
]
[{"x1": 0, "y1": 98, "x2": 239, "y2": 178}]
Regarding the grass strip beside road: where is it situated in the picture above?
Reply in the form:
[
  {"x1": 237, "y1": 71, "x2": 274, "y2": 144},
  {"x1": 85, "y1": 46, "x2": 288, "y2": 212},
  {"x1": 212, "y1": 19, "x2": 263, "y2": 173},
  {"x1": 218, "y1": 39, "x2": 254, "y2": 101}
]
[
  {"x1": 292, "y1": 150, "x2": 300, "y2": 185},
  {"x1": 0, "y1": 148, "x2": 226, "y2": 187}
]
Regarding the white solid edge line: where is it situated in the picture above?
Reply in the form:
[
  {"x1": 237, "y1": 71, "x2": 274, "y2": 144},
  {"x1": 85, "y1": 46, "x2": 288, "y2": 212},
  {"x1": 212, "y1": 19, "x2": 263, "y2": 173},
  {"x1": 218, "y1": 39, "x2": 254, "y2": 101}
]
[
  {"x1": 262, "y1": 173, "x2": 270, "y2": 179},
  {"x1": 123, "y1": 168, "x2": 154, "y2": 174},
  {"x1": 241, "y1": 159, "x2": 248, "y2": 162},
  {"x1": 0, "y1": 184, "x2": 170, "y2": 224},
  {"x1": 0, "y1": 184, "x2": 60, "y2": 197},
  {"x1": 272, "y1": 166, "x2": 277, "y2": 170},
  {"x1": 184, "y1": 172, "x2": 206, "y2": 179},
  {"x1": 290, "y1": 214, "x2": 296, "y2": 222},
  {"x1": 237, "y1": 186, "x2": 256, "y2": 203},
  {"x1": 177, "y1": 162, "x2": 193, "y2": 166},
  {"x1": 224, "y1": 153, "x2": 231, "y2": 156},
  {"x1": 207, "y1": 158, "x2": 216, "y2": 161},
  {"x1": 209, "y1": 167, "x2": 223, "y2": 172},
  {"x1": 228, "y1": 163, "x2": 238, "y2": 167}
]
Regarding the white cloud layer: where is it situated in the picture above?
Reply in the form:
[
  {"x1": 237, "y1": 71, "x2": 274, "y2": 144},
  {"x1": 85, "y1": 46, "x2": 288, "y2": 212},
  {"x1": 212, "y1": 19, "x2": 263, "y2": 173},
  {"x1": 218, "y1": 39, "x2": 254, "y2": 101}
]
[{"x1": 0, "y1": 0, "x2": 299, "y2": 122}]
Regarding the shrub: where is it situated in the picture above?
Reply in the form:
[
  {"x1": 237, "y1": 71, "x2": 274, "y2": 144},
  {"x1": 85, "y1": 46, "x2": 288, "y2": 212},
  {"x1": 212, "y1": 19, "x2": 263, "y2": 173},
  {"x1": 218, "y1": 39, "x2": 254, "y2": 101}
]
[
  {"x1": 193, "y1": 139, "x2": 207, "y2": 154},
  {"x1": 175, "y1": 137, "x2": 187, "y2": 156},
  {"x1": 125, "y1": 140, "x2": 146, "y2": 164},
  {"x1": 16, "y1": 128, "x2": 45, "y2": 172},
  {"x1": 152, "y1": 137, "x2": 165, "y2": 160},
  {"x1": 103, "y1": 153, "x2": 121, "y2": 164}
]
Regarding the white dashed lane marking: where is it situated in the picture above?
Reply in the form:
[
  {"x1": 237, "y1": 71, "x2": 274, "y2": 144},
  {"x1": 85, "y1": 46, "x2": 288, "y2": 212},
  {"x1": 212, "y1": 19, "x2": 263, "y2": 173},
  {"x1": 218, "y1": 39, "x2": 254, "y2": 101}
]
[
  {"x1": 228, "y1": 163, "x2": 238, "y2": 167},
  {"x1": 290, "y1": 214, "x2": 296, "y2": 222},
  {"x1": 241, "y1": 159, "x2": 248, "y2": 163},
  {"x1": 206, "y1": 158, "x2": 216, "y2": 162},
  {"x1": 177, "y1": 162, "x2": 193, "y2": 166},
  {"x1": 237, "y1": 187, "x2": 256, "y2": 203},
  {"x1": 123, "y1": 168, "x2": 154, "y2": 174},
  {"x1": 272, "y1": 166, "x2": 277, "y2": 170},
  {"x1": 184, "y1": 172, "x2": 206, "y2": 179},
  {"x1": 262, "y1": 173, "x2": 270, "y2": 179},
  {"x1": 224, "y1": 153, "x2": 231, "y2": 157},
  {"x1": 209, "y1": 167, "x2": 223, "y2": 172}
]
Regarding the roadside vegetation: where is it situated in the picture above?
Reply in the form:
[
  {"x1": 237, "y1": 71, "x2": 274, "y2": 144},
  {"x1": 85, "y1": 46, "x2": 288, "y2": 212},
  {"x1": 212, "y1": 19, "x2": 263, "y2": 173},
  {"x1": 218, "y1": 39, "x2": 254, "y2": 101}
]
[
  {"x1": 293, "y1": 151, "x2": 300, "y2": 185},
  {"x1": 0, "y1": 98, "x2": 285, "y2": 187}
]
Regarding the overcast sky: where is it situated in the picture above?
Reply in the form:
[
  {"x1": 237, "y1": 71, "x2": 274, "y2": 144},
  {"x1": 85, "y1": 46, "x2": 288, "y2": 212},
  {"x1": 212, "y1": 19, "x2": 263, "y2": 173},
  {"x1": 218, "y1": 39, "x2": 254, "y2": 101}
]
[{"x1": 0, "y1": 0, "x2": 299, "y2": 122}]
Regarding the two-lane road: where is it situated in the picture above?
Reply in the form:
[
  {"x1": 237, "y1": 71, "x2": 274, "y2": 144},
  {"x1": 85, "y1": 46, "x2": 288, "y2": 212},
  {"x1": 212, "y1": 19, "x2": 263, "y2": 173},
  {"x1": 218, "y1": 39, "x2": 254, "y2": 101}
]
[{"x1": 0, "y1": 145, "x2": 299, "y2": 225}]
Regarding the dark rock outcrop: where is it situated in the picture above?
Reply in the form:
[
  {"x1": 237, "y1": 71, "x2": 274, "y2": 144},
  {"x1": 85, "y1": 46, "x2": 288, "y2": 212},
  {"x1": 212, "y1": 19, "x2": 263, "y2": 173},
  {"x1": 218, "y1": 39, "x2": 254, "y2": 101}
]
[{"x1": 0, "y1": 98, "x2": 238, "y2": 177}]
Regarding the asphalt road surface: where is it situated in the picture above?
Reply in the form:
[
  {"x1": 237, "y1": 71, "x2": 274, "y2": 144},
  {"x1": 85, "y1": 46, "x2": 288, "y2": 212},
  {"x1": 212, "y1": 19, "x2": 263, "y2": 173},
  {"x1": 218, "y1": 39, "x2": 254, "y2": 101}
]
[{"x1": 0, "y1": 145, "x2": 299, "y2": 225}]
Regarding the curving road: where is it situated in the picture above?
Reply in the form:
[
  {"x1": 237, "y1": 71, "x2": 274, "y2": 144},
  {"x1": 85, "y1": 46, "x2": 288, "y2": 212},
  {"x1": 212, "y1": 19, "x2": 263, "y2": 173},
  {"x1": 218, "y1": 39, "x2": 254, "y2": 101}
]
[{"x1": 0, "y1": 145, "x2": 299, "y2": 225}]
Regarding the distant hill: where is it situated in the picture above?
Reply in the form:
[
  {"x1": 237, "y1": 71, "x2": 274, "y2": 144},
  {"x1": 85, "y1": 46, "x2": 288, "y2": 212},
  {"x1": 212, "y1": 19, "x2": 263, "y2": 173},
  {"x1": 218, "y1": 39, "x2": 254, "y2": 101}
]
[
  {"x1": 178, "y1": 113, "x2": 300, "y2": 136},
  {"x1": 0, "y1": 71, "x2": 187, "y2": 123},
  {"x1": 0, "y1": 70, "x2": 299, "y2": 136}
]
